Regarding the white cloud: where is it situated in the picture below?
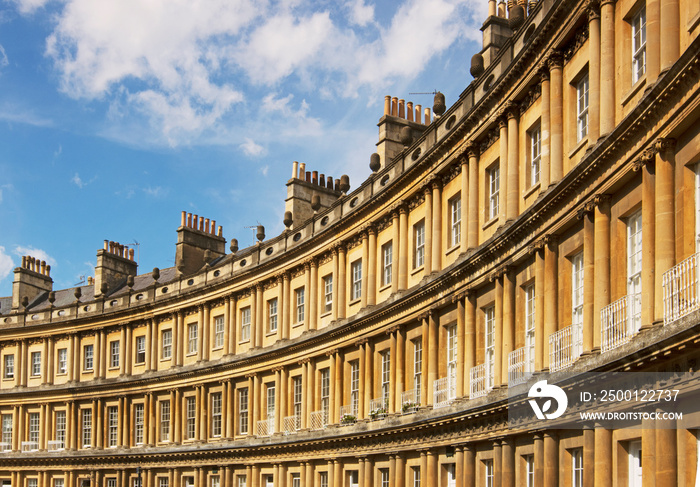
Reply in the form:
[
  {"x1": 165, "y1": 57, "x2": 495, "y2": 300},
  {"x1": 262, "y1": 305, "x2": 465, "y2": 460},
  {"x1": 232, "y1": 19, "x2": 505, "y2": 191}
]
[
  {"x1": 0, "y1": 184, "x2": 12, "y2": 204},
  {"x1": 143, "y1": 186, "x2": 168, "y2": 198},
  {"x1": 0, "y1": 246, "x2": 14, "y2": 281},
  {"x1": 346, "y1": 0, "x2": 375, "y2": 26},
  {"x1": 0, "y1": 45, "x2": 8, "y2": 71},
  {"x1": 259, "y1": 165, "x2": 269, "y2": 177},
  {"x1": 12, "y1": 0, "x2": 53, "y2": 15},
  {"x1": 241, "y1": 138, "x2": 265, "y2": 157}
]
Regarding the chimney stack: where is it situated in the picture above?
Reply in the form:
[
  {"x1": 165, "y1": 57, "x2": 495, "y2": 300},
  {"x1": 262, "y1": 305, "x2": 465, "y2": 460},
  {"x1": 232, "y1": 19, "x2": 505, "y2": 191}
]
[
  {"x1": 11, "y1": 255, "x2": 53, "y2": 311},
  {"x1": 285, "y1": 162, "x2": 343, "y2": 229},
  {"x1": 175, "y1": 212, "x2": 226, "y2": 276},
  {"x1": 377, "y1": 94, "x2": 430, "y2": 166},
  {"x1": 94, "y1": 240, "x2": 138, "y2": 297}
]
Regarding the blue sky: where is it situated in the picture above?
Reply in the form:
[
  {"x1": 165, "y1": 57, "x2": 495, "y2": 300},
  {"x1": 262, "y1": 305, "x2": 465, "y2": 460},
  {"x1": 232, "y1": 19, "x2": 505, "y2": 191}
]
[{"x1": 0, "y1": 0, "x2": 485, "y2": 297}]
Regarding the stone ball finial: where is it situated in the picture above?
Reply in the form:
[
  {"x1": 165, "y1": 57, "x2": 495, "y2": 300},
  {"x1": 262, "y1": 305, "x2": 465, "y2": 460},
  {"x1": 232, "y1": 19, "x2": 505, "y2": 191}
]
[
  {"x1": 127, "y1": 275, "x2": 134, "y2": 288},
  {"x1": 101, "y1": 282, "x2": 109, "y2": 295},
  {"x1": 399, "y1": 126, "x2": 413, "y2": 146},
  {"x1": 74, "y1": 287, "x2": 82, "y2": 301},
  {"x1": 339, "y1": 175, "x2": 350, "y2": 193},
  {"x1": 283, "y1": 212, "x2": 293, "y2": 229},
  {"x1": 508, "y1": 4, "x2": 525, "y2": 30},
  {"x1": 48, "y1": 291, "x2": 56, "y2": 305},
  {"x1": 230, "y1": 238, "x2": 239, "y2": 254},
  {"x1": 369, "y1": 153, "x2": 381, "y2": 172},
  {"x1": 152, "y1": 267, "x2": 160, "y2": 282},
  {"x1": 256, "y1": 225, "x2": 265, "y2": 242},
  {"x1": 311, "y1": 194, "x2": 321, "y2": 212},
  {"x1": 203, "y1": 249, "x2": 212, "y2": 263},
  {"x1": 22, "y1": 296, "x2": 29, "y2": 308},
  {"x1": 470, "y1": 53, "x2": 485, "y2": 78},
  {"x1": 433, "y1": 91, "x2": 446, "y2": 116}
]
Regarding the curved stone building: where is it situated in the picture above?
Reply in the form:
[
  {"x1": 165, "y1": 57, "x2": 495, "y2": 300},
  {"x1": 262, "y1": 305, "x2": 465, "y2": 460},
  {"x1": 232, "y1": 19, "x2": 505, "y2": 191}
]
[{"x1": 2, "y1": 0, "x2": 700, "y2": 486}]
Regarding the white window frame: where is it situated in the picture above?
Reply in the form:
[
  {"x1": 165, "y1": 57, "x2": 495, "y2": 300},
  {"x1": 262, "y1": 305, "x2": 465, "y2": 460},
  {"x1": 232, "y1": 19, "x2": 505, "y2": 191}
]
[
  {"x1": 627, "y1": 211, "x2": 643, "y2": 332},
  {"x1": 381, "y1": 351, "x2": 391, "y2": 403},
  {"x1": 450, "y1": 196, "x2": 461, "y2": 248},
  {"x1": 321, "y1": 368, "x2": 330, "y2": 419},
  {"x1": 55, "y1": 410, "x2": 66, "y2": 449},
  {"x1": 525, "y1": 283, "x2": 536, "y2": 371},
  {"x1": 57, "y1": 348, "x2": 67, "y2": 374},
  {"x1": 632, "y1": 6, "x2": 647, "y2": 84},
  {"x1": 268, "y1": 299, "x2": 278, "y2": 333},
  {"x1": 108, "y1": 406, "x2": 118, "y2": 447},
  {"x1": 214, "y1": 315, "x2": 225, "y2": 349},
  {"x1": 161, "y1": 330, "x2": 172, "y2": 360},
  {"x1": 110, "y1": 340, "x2": 120, "y2": 368},
  {"x1": 240, "y1": 308, "x2": 251, "y2": 342},
  {"x1": 28, "y1": 412, "x2": 40, "y2": 445},
  {"x1": 134, "y1": 403, "x2": 144, "y2": 445},
  {"x1": 572, "y1": 253, "x2": 584, "y2": 328},
  {"x1": 484, "y1": 459, "x2": 494, "y2": 487},
  {"x1": 160, "y1": 400, "x2": 170, "y2": 442},
  {"x1": 350, "y1": 360, "x2": 360, "y2": 416},
  {"x1": 382, "y1": 242, "x2": 393, "y2": 287},
  {"x1": 295, "y1": 288, "x2": 305, "y2": 324},
  {"x1": 266, "y1": 384, "x2": 276, "y2": 422},
  {"x1": 323, "y1": 275, "x2": 333, "y2": 313},
  {"x1": 186, "y1": 396, "x2": 196, "y2": 440},
  {"x1": 525, "y1": 454, "x2": 535, "y2": 487},
  {"x1": 135, "y1": 336, "x2": 146, "y2": 364},
  {"x1": 211, "y1": 392, "x2": 222, "y2": 437},
  {"x1": 485, "y1": 306, "x2": 495, "y2": 389},
  {"x1": 3, "y1": 354, "x2": 13, "y2": 379},
  {"x1": 83, "y1": 344, "x2": 93, "y2": 371},
  {"x1": 1, "y1": 414, "x2": 12, "y2": 446},
  {"x1": 31, "y1": 351, "x2": 41, "y2": 377},
  {"x1": 628, "y1": 440, "x2": 642, "y2": 487},
  {"x1": 572, "y1": 448, "x2": 584, "y2": 487},
  {"x1": 577, "y1": 74, "x2": 589, "y2": 142},
  {"x1": 414, "y1": 221, "x2": 425, "y2": 268},
  {"x1": 238, "y1": 388, "x2": 249, "y2": 435},
  {"x1": 351, "y1": 260, "x2": 362, "y2": 301},
  {"x1": 414, "y1": 338, "x2": 422, "y2": 405},
  {"x1": 489, "y1": 165, "x2": 500, "y2": 220},
  {"x1": 530, "y1": 125, "x2": 541, "y2": 187},
  {"x1": 293, "y1": 376, "x2": 303, "y2": 420},
  {"x1": 81, "y1": 409, "x2": 92, "y2": 448},
  {"x1": 188, "y1": 323, "x2": 198, "y2": 354}
]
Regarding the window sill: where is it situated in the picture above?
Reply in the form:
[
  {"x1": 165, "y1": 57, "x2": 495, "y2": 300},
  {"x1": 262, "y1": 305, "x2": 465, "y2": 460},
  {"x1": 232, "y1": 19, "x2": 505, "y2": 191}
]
[
  {"x1": 320, "y1": 311, "x2": 332, "y2": 319},
  {"x1": 82, "y1": 369, "x2": 94, "y2": 373},
  {"x1": 265, "y1": 331, "x2": 278, "y2": 337},
  {"x1": 108, "y1": 365, "x2": 120, "y2": 370},
  {"x1": 159, "y1": 358, "x2": 171, "y2": 363},
  {"x1": 379, "y1": 283, "x2": 392, "y2": 293},
  {"x1": 2, "y1": 377, "x2": 13, "y2": 381},
  {"x1": 349, "y1": 298, "x2": 361, "y2": 306},
  {"x1": 482, "y1": 216, "x2": 498, "y2": 231},
  {"x1": 238, "y1": 340, "x2": 250, "y2": 345},
  {"x1": 621, "y1": 76, "x2": 646, "y2": 106},
  {"x1": 445, "y1": 244, "x2": 460, "y2": 257},
  {"x1": 134, "y1": 361, "x2": 145, "y2": 366},
  {"x1": 689, "y1": 10, "x2": 700, "y2": 32},
  {"x1": 185, "y1": 352, "x2": 197, "y2": 357},
  {"x1": 292, "y1": 322, "x2": 304, "y2": 328},
  {"x1": 523, "y1": 181, "x2": 541, "y2": 200},
  {"x1": 568, "y1": 138, "x2": 588, "y2": 159},
  {"x1": 211, "y1": 346, "x2": 223, "y2": 352},
  {"x1": 411, "y1": 265, "x2": 424, "y2": 277}
]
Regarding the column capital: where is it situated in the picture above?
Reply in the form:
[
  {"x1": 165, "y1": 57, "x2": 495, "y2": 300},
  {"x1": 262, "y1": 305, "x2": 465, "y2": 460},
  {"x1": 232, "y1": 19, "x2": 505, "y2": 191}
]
[
  {"x1": 592, "y1": 193, "x2": 611, "y2": 208},
  {"x1": 325, "y1": 348, "x2": 340, "y2": 357},
  {"x1": 655, "y1": 137, "x2": 677, "y2": 153},
  {"x1": 297, "y1": 357, "x2": 311, "y2": 365},
  {"x1": 599, "y1": 0, "x2": 616, "y2": 6},
  {"x1": 586, "y1": 0, "x2": 600, "y2": 19},
  {"x1": 354, "y1": 337, "x2": 369, "y2": 347},
  {"x1": 465, "y1": 140, "x2": 480, "y2": 159},
  {"x1": 546, "y1": 50, "x2": 564, "y2": 70},
  {"x1": 333, "y1": 242, "x2": 347, "y2": 254},
  {"x1": 632, "y1": 148, "x2": 655, "y2": 171},
  {"x1": 505, "y1": 101, "x2": 520, "y2": 119},
  {"x1": 576, "y1": 199, "x2": 597, "y2": 219},
  {"x1": 542, "y1": 234, "x2": 559, "y2": 247},
  {"x1": 386, "y1": 324, "x2": 401, "y2": 335},
  {"x1": 497, "y1": 112, "x2": 508, "y2": 129}
]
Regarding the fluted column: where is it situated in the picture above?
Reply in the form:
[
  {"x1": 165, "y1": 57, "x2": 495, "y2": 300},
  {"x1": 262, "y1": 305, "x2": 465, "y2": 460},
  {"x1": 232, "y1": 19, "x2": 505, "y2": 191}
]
[
  {"x1": 196, "y1": 305, "x2": 204, "y2": 362},
  {"x1": 467, "y1": 145, "x2": 479, "y2": 248},
  {"x1": 583, "y1": 428, "x2": 595, "y2": 487},
  {"x1": 498, "y1": 117, "x2": 508, "y2": 222},
  {"x1": 502, "y1": 437, "x2": 515, "y2": 487},
  {"x1": 391, "y1": 208, "x2": 400, "y2": 293},
  {"x1": 398, "y1": 204, "x2": 409, "y2": 290},
  {"x1": 424, "y1": 184, "x2": 433, "y2": 276},
  {"x1": 431, "y1": 179, "x2": 442, "y2": 272},
  {"x1": 506, "y1": 104, "x2": 519, "y2": 221},
  {"x1": 309, "y1": 260, "x2": 318, "y2": 330},
  {"x1": 250, "y1": 286, "x2": 257, "y2": 349},
  {"x1": 600, "y1": 0, "x2": 615, "y2": 135},
  {"x1": 534, "y1": 247, "x2": 545, "y2": 370},
  {"x1": 395, "y1": 453, "x2": 405, "y2": 487},
  {"x1": 363, "y1": 340, "x2": 373, "y2": 418},
  {"x1": 655, "y1": 139, "x2": 676, "y2": 323},
  {"x1": 534, "y1": 432, "x2": 544, "y2": 486},
  {"x1": 588, "y1": 4, "x2": 601, "y2": 143},
  {"x1": 282, "y1": 273, "x2": 290, "y2": 338},
  {"x1": 428, "y1": 309, "x2": 438, "y2": 406},
  {"x1": 464, "y1": 291, "x2": 476, "y2": 392},
  {"x1": 421, "y1": 315, "x2": 429, "y2": 405},
  {"x1": 367, "y1": 226, "x2": 377, "y2": 306},
  {"x1": 540, "y1": 69, "x2": 551, "y2": 188},
  {"x1": 548, "y1": 53, "x2": 563, "y2": 183},
  {"x1": 641, "y1": 154, "x2": 656, "y2": 329},
  {"x1": 543, "y1": 236, "x2": 558, "y2": 369},
  {"x1": 493, "y1": 440, "x2": 502, "y2": 486},
  {"x1": 593, "y1": 195, "x2": 611, "y2": 352},
  {"x1": 225, "y1": 294, "x2": 235, "y2": 354},
  {"x1": 175, "y1": 311, "x2": 184, "y2": 366},
  {"x1": 660, "y1": 0, "x2": 679, "y2": 72}
]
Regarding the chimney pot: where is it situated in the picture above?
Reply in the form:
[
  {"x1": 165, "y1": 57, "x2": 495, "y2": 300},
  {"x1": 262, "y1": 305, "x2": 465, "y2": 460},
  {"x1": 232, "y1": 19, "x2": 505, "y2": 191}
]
[
  {"x1": 398, "y1": 99, "x2": 405, "y2": 118},
  {"x1": 312, "y1": 171, "x2": 318, "y2": 185},
  {"x1": 306, "y1": 171, "x2": 311, "y2": 182},
  {"x1": 384, "y1": 95, "x2": 391, "y2": 116},
  {"x1": 319, "y1": 174, "x2": 326, "y2": 187},
  {"x1": 391, "y1": 97, "x2": 398, "y2": 116},
  {"x1": 407, "y1": 101, "x2": 414, "y2": 122},
  {"x1": 181, "y1": 211, "x2": 186, "y2": 226},
  {"x1": 292, "y1": 161, "x2": 299, "y2": 179}
]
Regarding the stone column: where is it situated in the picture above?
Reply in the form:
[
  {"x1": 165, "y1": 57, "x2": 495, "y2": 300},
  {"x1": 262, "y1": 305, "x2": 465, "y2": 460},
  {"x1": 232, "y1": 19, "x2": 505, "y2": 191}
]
[
  {"x1": 282, "y1": 273, "x2": 290, "y2": 338},
  {"x1": 395, "y1": 452, "x2": 405, "y2": 487},
  {"x1": 396, "y1": 328, "x2": 405, "y2": 411},
  {"x1": 196, "y1": 305, "x2": 204, "y2": 362},
  {"x1": 389, "y1": 330, "x2": 397, "y2": 413},
  {"x1": 309, "y1": 260, "x2": 318, "y2": 330},
  {"x1": 544, "y1": 431, "x2": 558, "y2": 487},
  {"x1": 588, "y1": 3, "x2": 601, "y2": 143},
  {"x1": 328, "y1": 352, "x2": 337, "y2": 424},
  {"x1": 398, "y1": 204, "x2": 409, "y2": 290},
  {"x1": 494, "y1": 275, "x2": 503, "y2": 386},
  {"x1": 333, "y1": 460, "x2": 342, "y2": 487},
  {"x1": 364, "y1": 456, "x2": 373, "y2": 487},
  {"x1": 428, "y1": 309, "x2": 438, "y2": 406},
  {"x1": 424, "y1": 184, "x2": 433, "y2": 276},
  {"x1": 493, "y1": 440, "x2": 502, "y2": 486},
  {"x1": 427, "y1": 450, "x2": 437, "y2": 487},
  {"x1": 464, "y1": 444, "x2": 476, "y2": 487},
  {"x1": 640, "y1": 154, "x2": 656, "y2": 329},
  {"x1": 303, "y1": 261, "x2": 312, "y2": 330},
  {"x1": 465, "y1": 291, "x2": 476, "y2": 393},
  {"x1": 534, "y1": 432, "x2": 544, "y2": 486},
  {"x1": 540, "y1": 69, "x2": 551, "y2": 189},
  {"x1": 334, "y1": 351, "x2": 343, "y2": 423},
  {"x1": 421, "y1": 315, "x2": 429, "y2": 405},
  {"x1": 543, "y1": 236, "x2": 558, "y2": 369},
  {"x1": 420, "y1": 451, "x2": 428, "y2": 487},
  {"x1": 175, "y1": 311, "x2": 184, "y2": 366},
  {"x1": 656, "y1": 424, "x2": 678, "y2": 485},
  {"x1": 94, "y1": 329, "x2": 102, "y2": 380},
  {"x1": 367, "y1": 226, "x2": 377, "y2": 306},
  {"x1": 363, "y1": 340, "x2": 373, "y2": 418},
  {"x1": 467, "y1": 145, "x2": 480, "y2": 249},
  {"x1": 225, "y1": 294, "x2": 234, "y2": 354},
  {"x1": 548, "y1": 52, "x2": 564, "y2": 183},
  {"x1": 655, "y1": 139, "x2": 676, "y2": 323},
  {"x1": 600, "y1": 0, "x2": 615, "y2": 135},
  {"x1": 306, "y1": 359, "x2": 315, "y2": 428},
  {"x1": 642, "y1": 424, "x2": 656, "y2": 487},
  {"x1": 250, "y1": 287, "x2": 257, "y2": 349},
  {"x1": 593, "y1": 195, "x2": 611, "y2": 352},
  {"x1": 647, "y1": 0, "x2": 661, "y2": 84},
  {"x1": 582, "y1": 428, "x2": 594, "y2": 487},
  {"x1": 460, "y1": 155, "x2": 469, "y2": 252},
  {"x1": 337, "y1": 245, "x2": 347, "y2": 319},
  {"x1": 506, "y1": 104, "x2": 519, "y2": 221},
  {"x1": 502, "y1": 268, "x2": 515, "y2": 385},
  {"x1": 499, "y1": 117, "x2": 508, "y2": 222},
  {"x1": 361, "y1": 232, "x2": 369, "y2": 308},
  {"x1": 391, "y1": 208, "x2": 400, "y2": 293},
  {"x1": 247, "y1": 375, "x2": 255, "y2": 436},
  {"x1": 581, "y1": 208, "x2": 595, "y2": 354},
  {"x1": 274, "y1": 368, "x2": 282, "y2": 433},
  {"x1": 256, "y1": 284, "x2": 264, "y2": 347},
  {"x1": 534, "y1": 247, "x2": 545, "y2": 370},
  {"x1": 660, "y1": 0, "x2": 680, "y2": 72},
  {"x1": 95, "y1": 399, "x2": 103, "y2": 449},
  {"x1": 431, "y1": 179, "x2": 442, "y2": 272},
  {"x1": 594, "y1": 427, "x2": 612, "y2": 487},
  {"x1": 279, "y1": 366, "x2": 287, "y2": 431},
  {"x1": 502, "y1": 437, "x2": 515, "y2": 487}
]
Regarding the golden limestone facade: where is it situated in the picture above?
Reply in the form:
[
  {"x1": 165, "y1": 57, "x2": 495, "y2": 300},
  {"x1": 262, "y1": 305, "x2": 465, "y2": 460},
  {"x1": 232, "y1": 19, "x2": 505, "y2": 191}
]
[{"x1": 2, "y1": 0, "x2": 700, "y2": 486}]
